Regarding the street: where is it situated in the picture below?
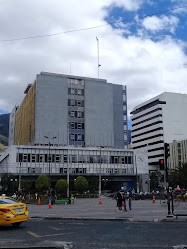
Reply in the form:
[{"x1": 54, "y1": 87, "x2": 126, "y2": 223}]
[{"x1": 0, "y1": 219, "x2": 187, "y2": 248}]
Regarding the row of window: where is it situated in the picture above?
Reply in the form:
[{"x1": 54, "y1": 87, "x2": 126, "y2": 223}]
[
  {"x1": 132, "y1": 121, "x2": 163, "y2": 132},
  {"x1": 132, "y1": 114, "x2": 162, "y2": 127},
  {"x1": 68, "y1": 78, "x2": 84, "y2": 86},
  {"x1": 70, "y1": 122, "x2": 84, "y2": 130},
  {"x1": 131, "y1": 100, "x2": 166, "y2": 115},
  {"x1": 70, "y1": 134, "x2": 84, "y2": 141},
  {"x1": 131, "y1": 127, "x2": 163, "y2": 139},
  {"x1": 133, "y1": 140, "x2": 164, "y2": 149},
  {"x1": 69, "y1": 110, "x2": 84, "y2": 118},
  {"x1": 131, "y1": 108, "x2": 162, "y2": 122},
  {"x1": 132, "y1": 133, "x2": 163, "y2": 144},
  {"x1": 27, "y1": 167, "x2": 133, "y2": 174},
  {"x1": 68, "y1": 99, "x2": 84, "y2": 107},
  {"x1": 68, "y1": 88, "x2": 84, "y2": 96},
  {"x1": 17, "y1": 154, "x2": 133, "y2": 164}
]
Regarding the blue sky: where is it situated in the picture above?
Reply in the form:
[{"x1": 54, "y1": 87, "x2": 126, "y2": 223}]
[
  {"x1": 0, "y1": 0, "x2": 187, "y2": 130},
  {"x1": 105, "y1": 0, "x2": 187, "y2": 44}
]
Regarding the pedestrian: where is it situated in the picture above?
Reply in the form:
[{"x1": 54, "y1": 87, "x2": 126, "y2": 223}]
[
  {"x1": 121, "y1": 192, "x2": 127, "y2": 211},
  {"x1": 128, "y1": 187, "x2": 133, "y2": 210},
  {"x1": 116, "y1": 190, "x2": 123, "y2": 212},
  {"x1": 47, "y1": 188, "x2": 52, "y2": 204}
]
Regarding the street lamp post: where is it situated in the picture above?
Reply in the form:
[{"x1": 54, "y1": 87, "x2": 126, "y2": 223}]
[
  {"x1": 44, "y1": 136, "x2": 57, "y2": 184},
  {"x1": 99, "y1": 146, "x2": 104, "y2": 196},
  {"x1": 10, "y1": 178, "x2": 17, "y2": 193},
  {"x1": 102, "y1": 178, "x2": 108, "y2": 192}
]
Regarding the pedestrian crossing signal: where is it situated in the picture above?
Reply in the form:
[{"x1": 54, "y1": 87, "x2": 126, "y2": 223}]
[{"x1": 159, "y1": 159, "x2": 164, "y2": 170}]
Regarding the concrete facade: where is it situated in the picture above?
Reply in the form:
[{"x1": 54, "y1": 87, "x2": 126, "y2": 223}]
[
  {"x1": 130, "y1": 92, "x2": 187, "y2": 170},
  {"x1": 168, "y1": 139, "x2": 187, "y2": 169},
  {"x1": 11, "y1": 72, "x2": 128, "y2": 149}
]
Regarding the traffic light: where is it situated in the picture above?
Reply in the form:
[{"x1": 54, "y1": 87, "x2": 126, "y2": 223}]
[
  {"x1": 164, "y1": 143, "x2": 170, "y2": 159},
  {"x1": 159, "y1": 159, "x2": 165, "y2": 170}
]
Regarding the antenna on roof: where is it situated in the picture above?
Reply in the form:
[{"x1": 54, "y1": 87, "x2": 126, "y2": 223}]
[
  {"x1": 70, "y1": 63, "x2": 71, "y2": 75},
  {"x1": 96, "y1": 37, "x2": 101, "y2": 78}
]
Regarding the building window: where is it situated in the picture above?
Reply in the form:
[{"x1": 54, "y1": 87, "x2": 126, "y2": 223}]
[
  {"x1": 71, "y1": 100, "x2": 75, "y2": 106},
  {"x1": 77, "y1": 100, "x2": 82, "y2": 107},
  {"x1": 56, "y1": 155, "x2": 60, "y2": 163},
  {"x1": 78, "y1": 123, "x2": 82, "y2": 129},
  {"x1": 32, "y1": 154, "x2": 36, "y2": 163},
  {"x1": 71, "y1": 111, "x2": 74, "y2": 117},
  {"x1": 71, "y1": 88, "x2": 75, "y2": 94},
  {"x1": 71, "y1": 134, "x2": 74, "y2": 140},
  {"x1": 71, "y1": 122, "x2": 74, "y2": 129},
  {"x1": 78, "y1": 89, "x2": 82, "y2": 95},
  {"x1": 78, "y1": 112, "x2": 82, "y2": 118},
  {"x1": 39, "y1": 155, "x2": 43, "y2": 163},
  {"x1": 63, "y1": 155, "x2": 67, "y2": 163},
  {"x1": 23, "y1": 154, "x2": 27, "y2": 162},
  {"x1": 78, "y1": 134, "x2": 82, "y2": 141}
]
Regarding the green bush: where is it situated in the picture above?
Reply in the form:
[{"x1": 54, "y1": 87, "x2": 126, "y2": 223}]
[
  {"x1": 35, "y1": 175, "x2": 50, "y2": 194},
  {"x1": 74, "y1": 176, "x2": 88, "y2": 194},
  {"x1": 55, "y1": 179, "x2": 68, "y2": 196}
]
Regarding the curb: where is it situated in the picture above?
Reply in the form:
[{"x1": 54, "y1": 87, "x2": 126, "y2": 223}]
[{"x1": 40, "y1": 216, "x2": 187, "y2": 222}]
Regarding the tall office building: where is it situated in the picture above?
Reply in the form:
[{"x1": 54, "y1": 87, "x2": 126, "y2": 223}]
[
  {"x1": 130, "y1": 92, "x2": 187, "y2": 169},
  {"x1": 9, "y1": 72, "x2": 128, "y2": 149},
  {"x1": 168, "y1": 139, "x2": 187, "y2": 169}
]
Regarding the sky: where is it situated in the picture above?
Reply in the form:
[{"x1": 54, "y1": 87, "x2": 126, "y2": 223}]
[{"x1": 0, "y1": 0, "x2": 187, "y2": 124}]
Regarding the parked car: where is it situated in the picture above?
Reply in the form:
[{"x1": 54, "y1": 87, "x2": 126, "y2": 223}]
[{"x1": 0, "y1": 196, "x2": 29, "y2": 227}]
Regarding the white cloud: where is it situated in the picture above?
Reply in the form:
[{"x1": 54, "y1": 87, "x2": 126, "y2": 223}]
[
  {"x1": 109, "y1": 0, "x2": 144, "y2": 11},
  {"x1": 142, "y1": 15, "x2": 179, "y2": 33},
  {"x1": 0, "y1": 0, "x2": 187, "y2": 119}
]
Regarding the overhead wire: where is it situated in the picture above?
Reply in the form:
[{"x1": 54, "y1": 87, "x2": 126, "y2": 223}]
[{"x1": 0, "y1": 4, "x2": 187, "y2": 43}]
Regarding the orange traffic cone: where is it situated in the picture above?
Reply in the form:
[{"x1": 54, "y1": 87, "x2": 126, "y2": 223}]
[
  {"x1": 99, "y1": 196, "x2": 102, "y2": 204},
  {"x1": 153, "y1": 195, "x2": 155, "y2": 203},
  {"x1": 48, "y1": 199, "x2": 52, "y2": 208},
  {"x1": 38, "y1": 197, "x2": 41, "y2": 205}
]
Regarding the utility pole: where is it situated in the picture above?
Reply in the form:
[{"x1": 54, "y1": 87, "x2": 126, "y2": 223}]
[
  {"x1": 96, "y1": 37, "x2": 101, "y2": 78},
  {"x1": 18, "y1": 162, "x2": 21, "y2": 190}
]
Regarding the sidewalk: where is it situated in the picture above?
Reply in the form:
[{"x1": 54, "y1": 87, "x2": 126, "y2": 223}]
[{"x1": 27, "y1": 198, "x2": 187, "y2": 222}]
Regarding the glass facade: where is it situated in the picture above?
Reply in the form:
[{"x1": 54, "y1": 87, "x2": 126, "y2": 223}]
[
  {"x1": 16, "y1": 147, "x2": 134, "y2": 175},
  {"x1": 68, "y1": 78, "x2": 85, "y2": 147}
]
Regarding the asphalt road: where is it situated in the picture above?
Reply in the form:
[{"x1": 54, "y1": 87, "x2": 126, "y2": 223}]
[{"x1": 0, "y1": 219, "x2": 187, "y2": 249}]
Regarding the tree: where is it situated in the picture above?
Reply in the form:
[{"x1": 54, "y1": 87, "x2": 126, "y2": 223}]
[
  {"x1": 74, "y1": 176, "x2": 88, "y2": 194},
  {"x1": 0, "y1": 173, "x2": 15, "y2": 193},
  {"x1": 150, "y1": 172, "x2": 159, "y2": 191},
  {"x1": 169, "y1": 163, "x2": 187, "y2": 189},
  {"x1": 21, "y1": 180, "x2": 32, "y2": 193},
  {"x1": 88, "y1": 177, "x2": 98, "y2": 193},
  {"x1": 35, "y1": 175, "x2": 50, "y2": 193},
  {"x1": 55, "y1": 179, "x2": 68, "y2": 195}
]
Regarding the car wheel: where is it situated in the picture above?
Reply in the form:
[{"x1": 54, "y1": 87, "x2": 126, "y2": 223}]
[{"x1": 12, "y1": 222, "x2": 21, "y2": 228}]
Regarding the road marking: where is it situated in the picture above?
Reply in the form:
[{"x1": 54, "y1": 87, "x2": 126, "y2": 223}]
[
  {"x1": 27, "y1": 231, "x2": 41, "y2": 238},
  {"x1": 48, "y1": 226, "x2": 61, "y2": 231},
  {"x1": 27, "y1": 231, "x2": 73, "y2": 238}
]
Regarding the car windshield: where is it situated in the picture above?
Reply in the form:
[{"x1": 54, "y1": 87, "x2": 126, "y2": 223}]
[{"x1": 0, "y1": 198, "x2": 19, "y2": 204}]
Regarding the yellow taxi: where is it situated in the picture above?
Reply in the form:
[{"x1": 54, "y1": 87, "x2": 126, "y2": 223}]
[{"x1": 0, "y1": 196, "x2": 29, "y2": 227}]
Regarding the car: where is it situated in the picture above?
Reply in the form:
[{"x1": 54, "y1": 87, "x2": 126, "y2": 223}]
[{"x1": 0, "y1": 196, "x2": 29, "y2": 227}]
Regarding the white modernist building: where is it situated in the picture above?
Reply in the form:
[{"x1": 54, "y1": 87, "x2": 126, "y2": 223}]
[
  {"x1": 0, "y1": 145, "x2": 149, "y2": 192},
  {"x1": 130, "y1": 92, "x2": 187, "y2": 170}
]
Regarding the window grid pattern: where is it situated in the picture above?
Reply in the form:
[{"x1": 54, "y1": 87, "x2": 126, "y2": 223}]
[
  {"x1": 16, "y1": 148, "x2": 134, "y2": 175},
  {"x1": 68, "y1": 78, "x2": 85, "y2": 147}
]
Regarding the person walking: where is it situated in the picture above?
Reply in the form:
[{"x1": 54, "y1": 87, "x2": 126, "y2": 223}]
[
  {"x1": 128, "y1": 187, "x2": 133, "y2": 210},
  {"x1": 116, "y1": 190, "x2": 123, "y2": 212},
  {"x1": 47, "y1": 188, "x2": 52, "y2": 204},
  {"x1": 122, "y1": 192, "x2": 127, "y2": 211}
]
